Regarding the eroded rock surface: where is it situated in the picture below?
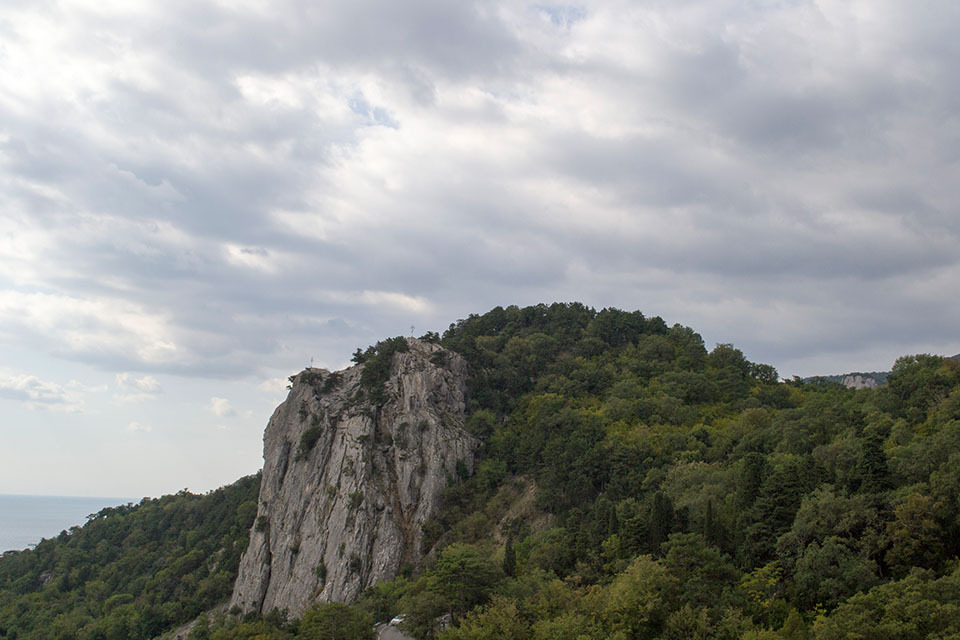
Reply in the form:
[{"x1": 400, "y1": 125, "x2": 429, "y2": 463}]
[
  {"x1": 230, "y1": 339, "x2": 475, "y2": 616},
  {"x1": 840, "y1": 374, "x2": 880, "y2": 389}
]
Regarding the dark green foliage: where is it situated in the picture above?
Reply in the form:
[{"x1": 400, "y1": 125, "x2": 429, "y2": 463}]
[
  {"x1": 296, "y1": 424, "x2": 323, "y2": 460},
  {"x1": 348, "y1": 491, "x2": 363, "y2": 510},
  {"x1": 355, "y1": 336, "x2": 410, "y2": 405},
  {"x1": 502, "y1": 535, "x2": 516, "y2": 577},
  {"x1": 321, "y1": 371, "x2": 343, "y2": 394},
  {"x1": 299, "y1": 602, "x2": 375, "y2": 639},
  {"x1": 419, "y1": 331, "x2": 441, "y2": 343},
  {"x1": 857, "y1": 431, "x2": 891, "y2": 493},
  {"x1": 365, "y1": 304, "x2": 960, "y2": 639},
  {"x1": 298, "y1": 369, "x2": 324, "y2": 385},
  {"x1": 648, "y1": 491, "x2": 674, "y2": 554},
  {"x1": 0, "y1": 474, "x2": 260, "y2": 640},
  {"x1": 349, "y1": 554, "x2": 363, "y2": 574},
  {"x1": 661, "y1": 533, "x2": 741, "y2": 611},
  {"x1": 792, "y1": 537, "x2": 880, "y2": 610},
  {"x1": 813, "y1": 565, "x2": 960, "y2": 639},
  {"x1": 428, "y1": 543, "x2": 503, "y2": 623},
  {"x1": 195, "y1": 601, "x2": 374, "y2": 640}
]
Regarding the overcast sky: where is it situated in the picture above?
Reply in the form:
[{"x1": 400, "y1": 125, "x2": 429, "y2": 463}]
[{"x1": 2, "y1": 0, "x2": 958, "y2": 497}]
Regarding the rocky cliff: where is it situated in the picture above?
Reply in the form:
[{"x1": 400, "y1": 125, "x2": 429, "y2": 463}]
[
  {"x1": 230, "y1": 338, "x2": 476, "y2": 616},
  {"x1": 838, "y1": 374, "x2": 881, "y2": 390}
]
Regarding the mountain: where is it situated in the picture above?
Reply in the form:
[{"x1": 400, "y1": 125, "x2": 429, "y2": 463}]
[
  {"x1": 4, "y1": 304, "x2": 960, "y2": 640},
  {"x1": 804, "y1": 354, "x2": 960, "y2": 390},
  {"x1": 803, "y1": 370, "x2": 889, "y2": 389}
]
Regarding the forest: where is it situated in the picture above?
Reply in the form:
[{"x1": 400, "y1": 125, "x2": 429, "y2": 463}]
[
  {"x1": 3, "y1": 303, "x2": 960, "y2": 640},
  {"x1": 0, "y1": 475, "x2": 259, "y2": 638}
]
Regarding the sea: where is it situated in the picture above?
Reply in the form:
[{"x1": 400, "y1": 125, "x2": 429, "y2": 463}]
[{"x1": 0, "y1": 495, "x2": 133, "y2": 553}]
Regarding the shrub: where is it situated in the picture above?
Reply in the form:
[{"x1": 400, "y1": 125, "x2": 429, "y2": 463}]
[{"x1": 297, "y1": 426, "x2": 323, "y2": 460}]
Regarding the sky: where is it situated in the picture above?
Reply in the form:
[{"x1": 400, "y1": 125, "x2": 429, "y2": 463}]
[{"x1": 1, "y1": 0, "x2": 958, "y2": 498}]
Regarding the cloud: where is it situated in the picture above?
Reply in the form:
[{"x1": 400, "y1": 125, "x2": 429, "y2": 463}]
[
  {"x1": 126, "y1": 421, "x2": 152, "y2": 433},
  {"x1": 67, "y1": 380, "x2": 109, "y2": 393},
  {"x1": 0, "y1": 289, "x2": 179, "y2": 370},
  {"x1": 208, "y1": 397, "x2": 236, "y2": 417},
  {"x1": 0, "y1": 0, "x2": 957, "y2": 384},
  {"x1": 116, "y1": 373, "x2": 162, "y2": 393},
  {"x1": 258, "y1": 377, "x2": 291, "y2": 394},
  {"x1": 114, "y1": 373, "x2": 163, "y2": 403},
  {"x1": 0, "y1": 373, "x2": 85, "y2": 412}
]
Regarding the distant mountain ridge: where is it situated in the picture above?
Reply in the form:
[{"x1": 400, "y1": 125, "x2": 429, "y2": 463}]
[
  {"x1": 803, "y1": 371, "x2": 889, "y2": 389},
  {"x1": 804, "y1": 353, "x2": 959, "y2": 389}
]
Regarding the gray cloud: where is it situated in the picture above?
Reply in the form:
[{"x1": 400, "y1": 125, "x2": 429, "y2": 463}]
[{"x1": 0, "y1": 0, "x2": 958, "y2": 383}]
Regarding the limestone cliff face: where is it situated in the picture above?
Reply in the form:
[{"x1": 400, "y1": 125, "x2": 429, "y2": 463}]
[
  {"x1": 230, "y1": 339, "x2": 476, "y2": 616},
  {"x1": 839, "y1": 374, "x2": 880, "y2": 390}
]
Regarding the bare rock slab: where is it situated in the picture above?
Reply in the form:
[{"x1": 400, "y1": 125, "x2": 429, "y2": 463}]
[{"x1": 230, "y1": 339, "x2": 477, "y2": 617}]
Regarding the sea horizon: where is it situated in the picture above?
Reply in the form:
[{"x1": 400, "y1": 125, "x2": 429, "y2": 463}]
[{"x1": 0, "y1": 494, "x2": 135, "y2": 553}]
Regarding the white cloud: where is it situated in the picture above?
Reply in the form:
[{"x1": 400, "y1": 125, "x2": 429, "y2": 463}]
[
  {"x1": 67, "y1": 380, "x2": 109, "y2": 393},
  {"x1": 258, "y1": 377, "x2": 291, "y2": 394},
  {"x1": 114, "y1": 373, "x2": 163, "y2": 403},
  {"x1": 208, "y1": 397, "x2": 236, "y2": 417},
  {"x1": 0, "y1": 373, "x2": 84, "y2": 412},
  {"x1": 357, "y1": 291, "x2": 433, "y2": 314},
  {"x1": 0, "y1": 290, "x2": 178, "y2": 367},
  {"x1": 126, "y1": 421, "x2": 152, "y2": 433},
  {"x1": 116, "y1": 373, "x2": 162, "y2": 393}
]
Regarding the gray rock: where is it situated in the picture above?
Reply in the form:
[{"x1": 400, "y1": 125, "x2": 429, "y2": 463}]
[
  {"x1": 839, "y1": 374, "x2": 880, "y2": 390},
  {"x1": 376, "y1": 623, "x2": 415, "y2": 640},
  {"x1": 230, "y1": 339, "x2": 476, "y2": 617}
]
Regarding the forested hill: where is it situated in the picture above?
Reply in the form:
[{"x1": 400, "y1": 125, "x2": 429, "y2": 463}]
[
  {"x1": 3, "y1": 303, "x2": 960, "y2": 640},
  {"x1": 0, "y1": 474, "x2": 260, "y2": 639}
]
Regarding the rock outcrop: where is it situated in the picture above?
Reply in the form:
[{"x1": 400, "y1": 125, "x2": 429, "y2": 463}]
[
  {"x1": 230, "y1": 338, "x2": 476, "y2": 616},
  {"x1": 839, "y1": 374, "x2": 880, "y2": 390}
]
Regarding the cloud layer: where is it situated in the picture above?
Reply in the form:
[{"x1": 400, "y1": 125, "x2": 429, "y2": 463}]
[{"x1": 2, "y1": 0, "x2": 958, "y2": 386}]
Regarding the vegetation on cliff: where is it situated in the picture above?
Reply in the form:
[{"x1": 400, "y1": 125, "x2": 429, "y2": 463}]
[{"x1": 360, "y1": 304, "x2": 960, "y2": 639}]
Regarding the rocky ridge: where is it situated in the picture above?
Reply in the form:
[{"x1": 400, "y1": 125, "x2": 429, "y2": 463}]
[{"x1": 230, "y1": 338, "x2": 476, "y2": 616}]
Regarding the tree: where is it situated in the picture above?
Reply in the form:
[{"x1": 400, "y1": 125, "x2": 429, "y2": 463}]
[
  {"x1": 648, "y1": 491, "x2": 674, "y2": 554},
  {"x1": 430, "y1": 544, "x2": 504, "y2": 623},
  {"x1": 600, "y1": 555, "x2": 678, "y2": 640},
  {"x1": 662, "y1": 533, "x2": 741, "y2": 611},
  {"x1": 792, "y1": 538, "x2": 879, "y2": 610},
  {"x1": 884, "y1": 493, "x2": 946, "y2": 575},
  {"x1": 297, "y1": 602, "x2": 374, "y2": 640},
  {"x1": 440, "y1": 597, "x2": 529, "y2": 640},
  {"x1": 856, "y1": 432, "x2": 890, "y2": 494},
  {"x1": 502, "y1": 535, "x2": 516, "y2": 578},
  {"x1": 813, "y1": 566, "x2": 960, "y2": 640}
]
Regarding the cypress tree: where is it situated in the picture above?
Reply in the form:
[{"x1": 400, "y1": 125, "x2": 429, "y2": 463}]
[
  {"x1": 704, "y1": 499, "x2": 715, "y2": 546},
  {"x1": 649, "y1": 491, "x2": 674, "y2": 554},
  {"x1": 503, "y1": 534, "x2": 516, "y2": 577},
  {"x1": 858, "y1": 432, "x2": 891, "y2": 494}
]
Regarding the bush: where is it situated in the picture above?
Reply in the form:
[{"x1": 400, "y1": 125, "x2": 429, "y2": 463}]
[{"x1": 297, "y1": 426, "x2": 323, "y2": 460}]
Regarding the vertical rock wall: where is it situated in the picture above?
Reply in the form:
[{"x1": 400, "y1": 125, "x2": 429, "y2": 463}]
[{"x1": 230, "y1": 339, "x2": 476, "y2": 616}]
